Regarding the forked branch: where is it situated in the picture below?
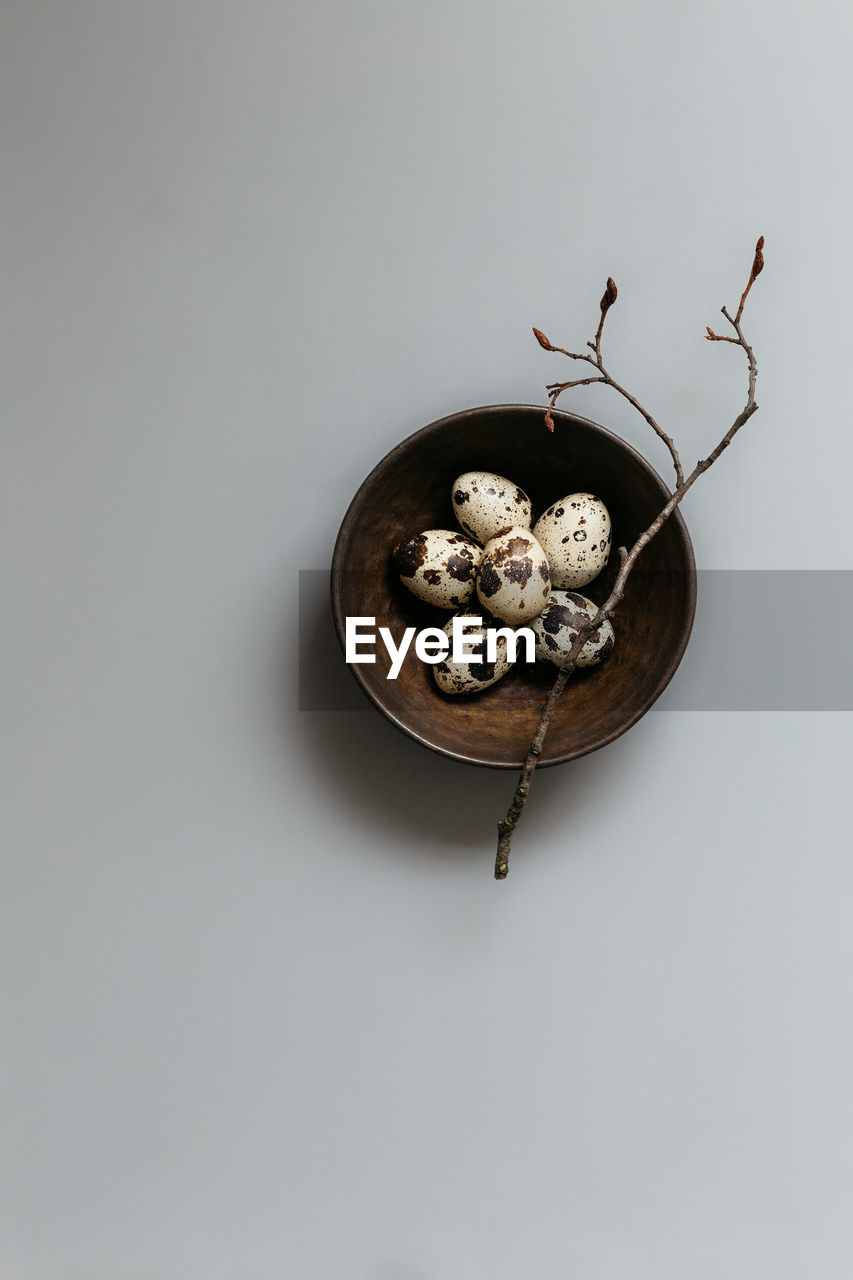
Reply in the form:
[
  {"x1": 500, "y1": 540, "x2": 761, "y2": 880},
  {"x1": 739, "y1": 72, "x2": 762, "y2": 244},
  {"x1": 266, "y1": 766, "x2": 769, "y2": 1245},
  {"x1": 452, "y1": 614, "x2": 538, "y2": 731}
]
[
  {"x1": 495, "y1": 237, "x2": 765, "y2": 880},
  {"x1": 535, "y1": 274, "x2": 685, "y2": 488}
]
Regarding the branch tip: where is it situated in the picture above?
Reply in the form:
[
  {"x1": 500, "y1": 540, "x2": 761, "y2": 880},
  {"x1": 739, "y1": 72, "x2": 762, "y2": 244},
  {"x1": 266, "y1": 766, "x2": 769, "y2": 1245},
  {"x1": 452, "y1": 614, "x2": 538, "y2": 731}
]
[{"x1": 599, "y1": 277, "x2": 618, "y2": 316}]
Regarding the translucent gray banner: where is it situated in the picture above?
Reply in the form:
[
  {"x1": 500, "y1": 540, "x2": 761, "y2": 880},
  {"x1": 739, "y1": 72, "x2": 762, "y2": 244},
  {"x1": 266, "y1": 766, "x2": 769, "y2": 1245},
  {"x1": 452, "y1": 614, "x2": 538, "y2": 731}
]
[{"x1": 300, "y1": 570, "x2": 853, "y2": 712}]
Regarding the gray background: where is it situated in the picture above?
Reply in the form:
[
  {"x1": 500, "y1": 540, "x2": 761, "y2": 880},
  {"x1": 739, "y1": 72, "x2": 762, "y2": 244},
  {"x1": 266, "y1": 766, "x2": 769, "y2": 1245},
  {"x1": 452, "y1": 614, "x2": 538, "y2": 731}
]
[{"x1": 2, "y1": 1, "x2": 852, "y2": 1276}]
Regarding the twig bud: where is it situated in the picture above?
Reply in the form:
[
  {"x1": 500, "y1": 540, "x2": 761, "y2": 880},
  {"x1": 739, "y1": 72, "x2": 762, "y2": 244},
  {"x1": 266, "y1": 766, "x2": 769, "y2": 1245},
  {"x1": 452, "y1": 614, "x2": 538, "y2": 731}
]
[
  {"x1": 751, "y1": 235, "x2": 765, "y2": 281},
  {"x1": 599, "y1": 277, "x2": 618, "y2": 316},
  {"x1": 532, "y1": 327, "x2": 554, "y2": 351},
  {"x1": 544, "y1": 411, "x2": 555, "y2": 433}
]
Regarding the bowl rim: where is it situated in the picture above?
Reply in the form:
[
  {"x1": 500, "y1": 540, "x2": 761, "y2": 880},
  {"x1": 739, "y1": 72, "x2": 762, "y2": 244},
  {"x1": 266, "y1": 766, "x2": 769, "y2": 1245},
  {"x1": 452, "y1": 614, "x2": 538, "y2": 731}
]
[{"x1": 330, "y1": 403, "x2": 697, "y2": 769}]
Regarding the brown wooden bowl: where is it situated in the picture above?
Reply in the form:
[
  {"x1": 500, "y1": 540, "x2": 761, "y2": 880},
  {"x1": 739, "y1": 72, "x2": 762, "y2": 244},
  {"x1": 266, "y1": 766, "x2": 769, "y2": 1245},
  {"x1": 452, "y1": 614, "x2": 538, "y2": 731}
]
[{"x1": 331, "y1": 404, "x2": 696, "y2": 769}]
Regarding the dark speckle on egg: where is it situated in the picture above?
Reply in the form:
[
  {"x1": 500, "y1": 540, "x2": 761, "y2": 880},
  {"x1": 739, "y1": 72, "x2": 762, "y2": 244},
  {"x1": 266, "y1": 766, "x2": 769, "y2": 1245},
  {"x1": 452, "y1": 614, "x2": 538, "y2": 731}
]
[
  {"x1": 447, "y1": 553, "x2": 474, "y2": 581},
  {"x1": 597, "y1": 632, "x2": 615, "y2": 661},
  {"x1": 478, "y1": 563, "x2": 501, "y2": 597},
  {"x1": 542, "y1": 605, "x2": 571, "y2": 634},
  {"x1": 503, "y1": 556, "x2": 533, "y2": 585},
  {"x1": 392, "y1": 534, "x2": 428, "y2": 577},
  {"x1": 500, "y1": 536, "x2": 532, "y2": 559}
]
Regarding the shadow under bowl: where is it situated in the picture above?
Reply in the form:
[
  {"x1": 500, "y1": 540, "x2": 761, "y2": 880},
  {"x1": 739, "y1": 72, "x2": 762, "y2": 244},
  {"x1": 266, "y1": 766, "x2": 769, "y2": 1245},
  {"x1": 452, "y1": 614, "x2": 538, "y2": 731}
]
[{"x1": 331, "y1": 404, "x2": 696, "y2": 769}]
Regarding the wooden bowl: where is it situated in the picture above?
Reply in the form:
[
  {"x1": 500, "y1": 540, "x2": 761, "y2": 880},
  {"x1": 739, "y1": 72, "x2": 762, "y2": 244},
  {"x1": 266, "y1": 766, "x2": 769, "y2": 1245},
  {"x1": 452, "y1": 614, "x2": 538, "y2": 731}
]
[{"x1": 331, "y1": 404, "x2": 696, "y2": 769}]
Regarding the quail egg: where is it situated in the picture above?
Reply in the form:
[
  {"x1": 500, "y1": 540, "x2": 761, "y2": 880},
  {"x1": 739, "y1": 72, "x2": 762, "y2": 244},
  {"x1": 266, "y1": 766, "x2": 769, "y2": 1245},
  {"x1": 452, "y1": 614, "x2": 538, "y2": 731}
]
[
  {"x1": 392, "y1": 529, "x2": 482, "y2": 609},
  {"x1": 433, "y1": 611, "x2": 513, "y2": 695},
  {"x1": 451, "y1": 471, "x2": 533, "y2": 544},
  {"x1": 475, "y1": 525, "x2": 551, "y2": 624},
  {"x1": 532, "y1": 589, "x2": 615, "y2": 668},
  {"x1": 533, "y1": 493, "x2": 611, "y2": 588}
]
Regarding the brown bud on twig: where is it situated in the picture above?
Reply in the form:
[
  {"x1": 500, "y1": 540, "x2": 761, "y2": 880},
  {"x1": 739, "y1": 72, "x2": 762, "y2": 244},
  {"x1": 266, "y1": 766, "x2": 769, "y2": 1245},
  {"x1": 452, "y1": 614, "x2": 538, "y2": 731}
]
[
  {"x1": 544, "y1": 411, "x2": 555, "y2": 433},
  {"x1": 751, "y1": 235, "x2": 765, "y2": 282},
  {"x1": 706, "y1": 325, "x2": 716, "y2": 340},
  {"x1": 532, "y1": 327, "x2": 554, "y2": 351},
  {"x1": 599, "y1": 277, "x2": 618, "y2": 316}
]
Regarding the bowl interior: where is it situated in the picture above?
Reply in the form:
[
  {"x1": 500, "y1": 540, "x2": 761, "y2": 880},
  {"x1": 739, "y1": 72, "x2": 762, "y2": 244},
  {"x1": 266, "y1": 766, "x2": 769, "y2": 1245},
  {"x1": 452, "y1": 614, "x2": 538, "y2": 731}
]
[{"x1": 331, "y1": 405, "x2": 696, "y2": 768}]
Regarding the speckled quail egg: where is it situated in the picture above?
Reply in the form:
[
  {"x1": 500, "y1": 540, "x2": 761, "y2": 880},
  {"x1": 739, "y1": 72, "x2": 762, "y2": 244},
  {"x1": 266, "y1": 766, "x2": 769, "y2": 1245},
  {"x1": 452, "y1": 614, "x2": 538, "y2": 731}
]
[
  {"x1": 475, "y1": 525, "x2": 551, "y2": 624},
  {"x1": 451, "y1": 471, "x2": 532, "y2": 544},
  {"x1": 392, "y1": 529, "x2": 482, "y2": 608},
  {"x1": 532, "y1": 589, "x2": 615, "y2": 668},
  {"x1": 433, "y1": 611, "x2": 512, "y2": 695},
  {"x1": 533, "y1": 493, "x2": 611, "y2": 589}
]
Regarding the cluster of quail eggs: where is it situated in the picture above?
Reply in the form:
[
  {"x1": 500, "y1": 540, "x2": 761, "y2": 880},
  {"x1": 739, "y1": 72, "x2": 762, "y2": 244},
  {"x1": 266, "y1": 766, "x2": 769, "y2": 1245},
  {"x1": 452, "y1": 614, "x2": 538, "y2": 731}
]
[{"x1": 391, "y1": 470, "x2": 616, "y2": 694}]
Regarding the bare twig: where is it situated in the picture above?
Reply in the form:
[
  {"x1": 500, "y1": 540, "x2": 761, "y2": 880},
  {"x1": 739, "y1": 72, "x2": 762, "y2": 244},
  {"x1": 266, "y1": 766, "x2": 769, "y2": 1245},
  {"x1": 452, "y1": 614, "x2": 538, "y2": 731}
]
[
  {"x1": 495, "y1": 237, "x2": 764, "y2": 880},
  {"x1": 536, "y1": 277, "x2": 685, "y2": 488}
]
